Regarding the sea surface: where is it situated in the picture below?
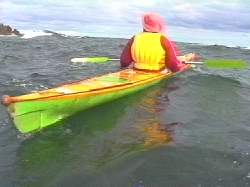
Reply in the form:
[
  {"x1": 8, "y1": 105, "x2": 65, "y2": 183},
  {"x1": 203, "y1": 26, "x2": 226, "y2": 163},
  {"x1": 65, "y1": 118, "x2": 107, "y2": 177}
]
[{"x1": 0, "y1": 33, "x2": 250, "y2": 187}]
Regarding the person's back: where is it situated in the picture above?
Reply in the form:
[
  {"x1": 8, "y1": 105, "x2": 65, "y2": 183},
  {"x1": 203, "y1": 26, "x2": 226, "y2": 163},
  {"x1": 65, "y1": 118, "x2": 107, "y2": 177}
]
[{"x1": 132, "y1": 32, "x2": 166, "y2": 71}]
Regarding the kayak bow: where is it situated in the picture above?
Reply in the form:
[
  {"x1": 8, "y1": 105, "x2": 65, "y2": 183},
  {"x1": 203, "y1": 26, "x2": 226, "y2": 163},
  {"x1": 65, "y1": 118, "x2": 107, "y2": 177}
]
[{"x1": 2, "y1": 66, "x2": 190, "y2": 133}]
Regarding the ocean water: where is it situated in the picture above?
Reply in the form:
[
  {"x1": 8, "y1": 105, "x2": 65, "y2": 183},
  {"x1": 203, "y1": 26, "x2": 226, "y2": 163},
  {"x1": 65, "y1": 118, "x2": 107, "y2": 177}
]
[{"x1": 0, "y1": 33, "x2": 250, "y2": 187}]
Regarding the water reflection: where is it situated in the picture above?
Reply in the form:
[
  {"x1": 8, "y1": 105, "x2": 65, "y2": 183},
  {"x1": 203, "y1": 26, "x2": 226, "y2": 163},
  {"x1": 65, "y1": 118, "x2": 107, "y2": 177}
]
[
  {"x1": 135, "y1": 87, "x2": 182, "y2": 148},
  {"x1": 144, "y1": 122, "x2": 173, "y2": 146},
  {"x1": 15, "y1": 81, "x2": 182, "y2": 186}
]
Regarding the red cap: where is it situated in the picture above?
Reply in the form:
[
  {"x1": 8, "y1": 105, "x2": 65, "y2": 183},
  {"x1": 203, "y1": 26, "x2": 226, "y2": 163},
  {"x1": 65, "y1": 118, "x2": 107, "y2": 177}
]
[{"x1": 142, "y1": 13, "x2": 166, "y2": 33}]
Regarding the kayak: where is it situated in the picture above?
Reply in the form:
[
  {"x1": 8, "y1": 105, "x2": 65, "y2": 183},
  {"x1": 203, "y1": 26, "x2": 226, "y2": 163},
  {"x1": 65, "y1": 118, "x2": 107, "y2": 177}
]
[{"x1": 1, "y1": 65, "x2": 190, "y2": 133}]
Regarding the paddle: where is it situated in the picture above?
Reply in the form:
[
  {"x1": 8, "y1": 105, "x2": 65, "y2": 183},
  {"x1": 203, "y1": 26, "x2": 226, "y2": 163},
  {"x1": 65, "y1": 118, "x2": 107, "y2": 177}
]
[{"x1": 70, "y1": 57, "x2": 248, "y2": 69}]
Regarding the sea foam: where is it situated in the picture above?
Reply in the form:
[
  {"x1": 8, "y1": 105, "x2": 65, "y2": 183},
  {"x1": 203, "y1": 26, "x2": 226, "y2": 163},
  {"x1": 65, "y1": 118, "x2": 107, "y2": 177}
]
[{"x1": 20, "y1": 30, "x2": 53, "y2": 39}]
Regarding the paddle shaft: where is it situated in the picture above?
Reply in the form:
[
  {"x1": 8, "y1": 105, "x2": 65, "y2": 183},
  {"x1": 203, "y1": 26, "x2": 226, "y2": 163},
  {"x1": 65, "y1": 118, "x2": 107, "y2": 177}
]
[
  {"x1": 111, "y1": 59, "x2": 204, "y2": 65},
  {"x1": 92, "y1": 58, "x2": 203, "y2": 64}
]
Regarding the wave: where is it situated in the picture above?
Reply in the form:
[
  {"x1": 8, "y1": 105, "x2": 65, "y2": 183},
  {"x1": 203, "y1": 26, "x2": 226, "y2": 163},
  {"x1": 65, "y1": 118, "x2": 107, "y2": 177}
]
[
  {"x1": 18, "y1": 29, "x2": 129, "y2": 39},
  {"x1": 20, "y1": 30, "x2": 53, "y2": 39},
  {"x1": 18, "y1": 29, "x2": 87, "y2": 39}
]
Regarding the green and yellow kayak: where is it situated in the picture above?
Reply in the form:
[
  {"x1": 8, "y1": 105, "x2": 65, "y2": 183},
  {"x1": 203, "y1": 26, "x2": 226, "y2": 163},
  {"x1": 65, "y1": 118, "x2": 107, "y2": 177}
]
[{"x1": 2, "y1": 66, "x2": 190, "y2": 133}]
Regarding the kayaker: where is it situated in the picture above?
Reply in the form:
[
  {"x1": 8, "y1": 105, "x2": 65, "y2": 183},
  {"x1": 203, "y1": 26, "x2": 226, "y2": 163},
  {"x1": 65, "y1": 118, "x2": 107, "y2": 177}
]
[{"x1": 120, "y1": 13, "x2": 199, "y2": 72}]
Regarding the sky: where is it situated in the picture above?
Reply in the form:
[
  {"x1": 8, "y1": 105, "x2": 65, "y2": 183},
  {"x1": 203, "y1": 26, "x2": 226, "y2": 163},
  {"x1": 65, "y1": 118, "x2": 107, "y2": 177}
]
[{"x1": 0, "y1": 0, "x2": 249, "y2": 47}]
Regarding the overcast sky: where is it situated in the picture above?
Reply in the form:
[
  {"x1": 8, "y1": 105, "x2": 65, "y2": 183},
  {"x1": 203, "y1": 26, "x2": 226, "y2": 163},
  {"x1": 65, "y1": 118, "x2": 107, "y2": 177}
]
[
  {"x1": 1, "y1": 0, "x2": 249, "y2": 31},
  {"x1": 0, "y1": 0, "x2": 249, "y2": 47}
]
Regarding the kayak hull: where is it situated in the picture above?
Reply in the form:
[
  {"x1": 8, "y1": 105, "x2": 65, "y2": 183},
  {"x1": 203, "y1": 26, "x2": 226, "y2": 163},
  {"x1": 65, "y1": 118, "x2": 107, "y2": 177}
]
[{"x1": 2, "y1": 67, "x2": 190, "y2": 133}]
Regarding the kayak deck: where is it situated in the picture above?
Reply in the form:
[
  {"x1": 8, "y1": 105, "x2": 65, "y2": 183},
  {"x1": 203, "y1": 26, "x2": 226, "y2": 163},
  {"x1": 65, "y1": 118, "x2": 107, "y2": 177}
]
[
  {"x1": 4, "y1": 69, "x2": 168, "y2": 103},
  {"x1": 2, "y1": 67, "x2": 189, "y2": 133}
]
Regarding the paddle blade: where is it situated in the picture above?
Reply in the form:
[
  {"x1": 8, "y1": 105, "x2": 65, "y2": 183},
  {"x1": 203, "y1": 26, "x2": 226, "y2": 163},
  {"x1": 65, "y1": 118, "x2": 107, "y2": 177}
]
[
  {"x1": 71, "y1": 57, "x2": 110, "y2": 63},
  {"x1": 205, "y1": 59, "x2": 248, "y2": 69}
]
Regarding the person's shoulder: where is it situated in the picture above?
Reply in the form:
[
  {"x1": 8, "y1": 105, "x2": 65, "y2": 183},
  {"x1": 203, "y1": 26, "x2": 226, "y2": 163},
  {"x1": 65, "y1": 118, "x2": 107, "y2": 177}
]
[{"x1": 160, "y1": 33, "x2": 169, "y2": 40}]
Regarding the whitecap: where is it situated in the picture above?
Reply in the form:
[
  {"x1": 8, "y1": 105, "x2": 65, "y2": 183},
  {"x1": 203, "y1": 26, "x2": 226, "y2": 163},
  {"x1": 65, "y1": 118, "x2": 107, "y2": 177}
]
[{"x1": 20, "y1": 30, "x2": 53, "y2": 39}]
